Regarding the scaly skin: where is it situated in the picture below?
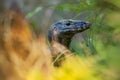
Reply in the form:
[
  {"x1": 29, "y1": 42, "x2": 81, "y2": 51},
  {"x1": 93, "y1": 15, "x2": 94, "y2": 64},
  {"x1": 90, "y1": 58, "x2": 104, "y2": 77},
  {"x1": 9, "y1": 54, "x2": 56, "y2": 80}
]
[{"x1": 48, "y1": 19, "x2": 91, "y2": 48}]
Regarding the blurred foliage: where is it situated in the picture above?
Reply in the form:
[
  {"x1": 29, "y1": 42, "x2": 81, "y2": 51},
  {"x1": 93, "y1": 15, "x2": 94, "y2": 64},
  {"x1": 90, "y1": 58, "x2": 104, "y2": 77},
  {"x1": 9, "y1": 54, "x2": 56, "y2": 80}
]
[
  {"x1": 26, "y1": 7, "x2": 42, "y2": 19},
  {"x1": 1, "y1": 0, "x2": 120, "y2": 80}
]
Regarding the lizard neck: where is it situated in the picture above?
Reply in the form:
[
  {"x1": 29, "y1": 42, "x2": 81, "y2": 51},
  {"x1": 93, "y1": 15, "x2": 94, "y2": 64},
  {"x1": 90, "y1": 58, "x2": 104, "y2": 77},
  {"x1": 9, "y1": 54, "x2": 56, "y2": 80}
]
[
  {"x1": 58, "y1": 36, "x2": 72, "y2": 48},
  {"x1": 48, "y1": 30, "x2": 75, "y2": 48},
  {"x1": 54, "y1": 33, "x2": 75, "y2": 48}
]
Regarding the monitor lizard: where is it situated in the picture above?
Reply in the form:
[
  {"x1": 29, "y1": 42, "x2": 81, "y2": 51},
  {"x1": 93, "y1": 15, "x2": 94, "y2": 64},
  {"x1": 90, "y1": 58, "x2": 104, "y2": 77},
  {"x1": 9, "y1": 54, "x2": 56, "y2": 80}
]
[{"x1": 48, "y1": 19, "x2": 91, "y2": 66}]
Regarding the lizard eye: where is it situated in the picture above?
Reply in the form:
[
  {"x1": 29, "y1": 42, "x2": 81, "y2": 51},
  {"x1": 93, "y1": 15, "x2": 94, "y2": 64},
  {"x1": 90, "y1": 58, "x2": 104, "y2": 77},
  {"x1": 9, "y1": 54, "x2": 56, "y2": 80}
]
[
  {"x1": 65, "y1": 21, "x2": 73, "y2": 26},
  {"x1": 66, "y1": 22, "x2": 71, "y2": 26}
]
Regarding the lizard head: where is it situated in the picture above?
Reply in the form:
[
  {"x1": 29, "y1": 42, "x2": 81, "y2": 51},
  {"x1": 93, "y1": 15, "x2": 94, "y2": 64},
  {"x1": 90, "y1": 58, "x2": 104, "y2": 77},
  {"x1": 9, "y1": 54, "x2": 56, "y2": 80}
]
[
  {"x1": 50, "y1": 19, "x2": 91, "y2": 34},
  {"x1": 48, "y1": 19, "x2": 91, "y2": 47}
]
